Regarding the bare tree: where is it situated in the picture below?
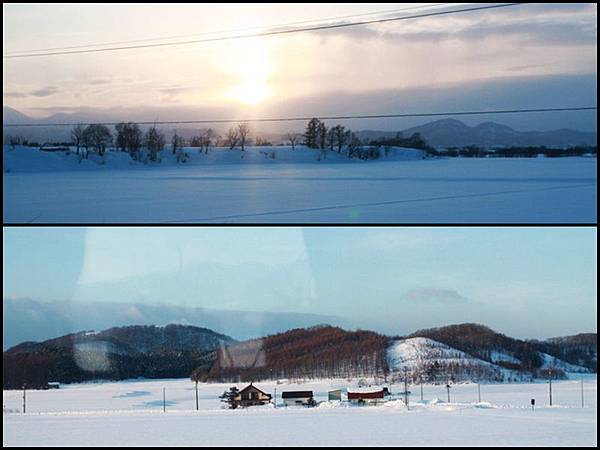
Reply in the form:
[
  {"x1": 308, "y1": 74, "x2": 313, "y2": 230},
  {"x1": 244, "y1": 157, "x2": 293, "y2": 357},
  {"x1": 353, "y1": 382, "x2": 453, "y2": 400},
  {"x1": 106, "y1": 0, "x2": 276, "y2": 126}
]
[
  {"x1": 332, "y1": 125, "x2": 350, "y2": 153},
  {"x1": 71, "y1": 124, "x2": 85, "y2": 155},
  {"x1": 326, "y1": 128, "x2": 335, "y2": 151},
  {"x1": 225, "y1": 127, "x2": 240, "y2": 150},
  {"x1": 171, "y1": 130, "x2": 185, "y2": 155},
  {"x1": 200, "y1": 128, "x2": 215, "y2": 154},
  {"x1": 347, "y1": 132, "x2": 363, "y2": 158},
  {"x1": 255, "y1": 136, "x2": 272, "y2": 146},
  {"x1": 287, "y1": 133, "x2": 301, "y2": 150},
  {"x1": 237, "y1": 122, "x2": 251, "y2": 151},
  {"x1": 82, "y1": 124, "x2": 112, "y2": 158},
  {"x1": 115, "y1": 122, "x2": 142, "y2": 160},
  {"x1": 145, "y1": 125, "x2": 165, "y2": 162},
  {"x1": 317, "y1": 122, "x2": 327, "y2": 150},
  {"x1": 171, "y1": 130, "x2": 188, "y2": 163}
]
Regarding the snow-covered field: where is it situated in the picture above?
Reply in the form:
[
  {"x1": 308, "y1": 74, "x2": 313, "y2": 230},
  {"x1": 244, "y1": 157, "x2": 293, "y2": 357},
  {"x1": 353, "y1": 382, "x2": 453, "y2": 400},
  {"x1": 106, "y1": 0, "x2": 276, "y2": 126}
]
[
  {"x1": 3, "y1": 146, "x2": 596, "y2": 223},
  {"x1": 3, "y1": 377, "x2": 597, "y2": 446}
]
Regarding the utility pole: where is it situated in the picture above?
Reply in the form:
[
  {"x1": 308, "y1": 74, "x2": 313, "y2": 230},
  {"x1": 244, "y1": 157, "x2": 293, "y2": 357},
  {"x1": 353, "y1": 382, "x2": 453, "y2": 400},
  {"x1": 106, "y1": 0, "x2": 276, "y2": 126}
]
[
  {"x1": 548, "y1": 369, "x2": 553, "y2": 407},
  {"x1": 163, "y1": 387, "x2": 166, "y2": 413},
  {"x1": 195, "y1": 380, "x2": 199, "y2": 411},
  {"x1": 403, "y1": 368, "x2": 409, "y2": 410},
  {"x1": 477, "y1": 365, "x2": 481, "y2": 403}
]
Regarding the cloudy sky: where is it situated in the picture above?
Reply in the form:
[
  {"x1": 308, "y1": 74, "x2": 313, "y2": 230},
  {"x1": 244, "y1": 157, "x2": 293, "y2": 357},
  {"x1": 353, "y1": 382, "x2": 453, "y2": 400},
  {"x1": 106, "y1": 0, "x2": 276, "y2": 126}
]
[
  {"x1": 3, "y1": 3, "x2": 597, "y2": 131},
  {"x1": 4, "y1": 227, "x2": 597, "y2": 339}
]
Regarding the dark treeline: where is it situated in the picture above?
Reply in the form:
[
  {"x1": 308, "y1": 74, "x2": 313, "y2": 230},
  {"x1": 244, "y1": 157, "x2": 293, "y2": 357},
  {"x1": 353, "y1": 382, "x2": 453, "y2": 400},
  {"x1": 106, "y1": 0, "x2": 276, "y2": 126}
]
[
  {"x1": 3, "y1": 348, "x2": 216, "y2": 390},
  {"x1": 303, "y1": 118, "x2": 426, "y2": 160},
  {"x1": 192, "y1": 326, "x2": 390, "y2": 383},
  {"x1": 533, "y1": 333, "x2": 598, "y2": 372},
  {"x1": 411, "y1": 323, "x2": 597, "y2": 378},
  {"x1": 437, "y1": 145, "x2": 597, "y2": 158}
]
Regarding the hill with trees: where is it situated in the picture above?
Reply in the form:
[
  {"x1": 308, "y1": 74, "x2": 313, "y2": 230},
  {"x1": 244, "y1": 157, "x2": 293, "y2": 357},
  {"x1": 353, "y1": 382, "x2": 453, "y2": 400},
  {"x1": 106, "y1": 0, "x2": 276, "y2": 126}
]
[
  {"x1": 3, "y1": 323, "x2": 594, "y2": 389},
  {"x1": 409, "y1": 323, "x2": 597, "y2": 375},
  {"x1": 3, "y1": 324, "x2": 233, "y2": 389},
  {"x1": 192, "y1": 325, "x2": 389, "y2": 382}
]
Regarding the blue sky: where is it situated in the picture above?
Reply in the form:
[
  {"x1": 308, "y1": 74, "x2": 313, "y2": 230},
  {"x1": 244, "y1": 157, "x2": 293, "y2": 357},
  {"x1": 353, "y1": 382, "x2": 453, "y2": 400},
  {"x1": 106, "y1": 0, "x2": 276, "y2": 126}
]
[{"x1": 3, "y1": 227, "x2": 596, "y2": 339}]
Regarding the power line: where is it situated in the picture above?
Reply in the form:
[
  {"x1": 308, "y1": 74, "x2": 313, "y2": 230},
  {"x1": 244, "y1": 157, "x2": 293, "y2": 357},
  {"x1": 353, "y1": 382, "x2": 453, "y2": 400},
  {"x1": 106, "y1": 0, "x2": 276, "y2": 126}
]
[
  {"x1": 3, "y1": 3, "x2": 450, "y2": 55},
  {"x1": 4, "y1": 106, "x2": 595, "y2": 127},
  {"x1": 3, "y1": 3, "x2": 525, "y2": 59}
]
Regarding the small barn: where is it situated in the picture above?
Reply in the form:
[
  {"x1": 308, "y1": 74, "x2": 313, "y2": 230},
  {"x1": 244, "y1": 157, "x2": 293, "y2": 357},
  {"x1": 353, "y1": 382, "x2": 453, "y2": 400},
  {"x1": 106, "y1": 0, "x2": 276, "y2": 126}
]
[
  {"x1": 234, "y1": 383, "x2": 272, "y2": 407},
  {"x1": 347, "y1": 388, "x2": 386, "y2": 405},
  {"x1": 328, "y1": 389, "x2": 343, "y2": 401},
  {"x1": 282, "y1": 391, "x2": 315, "y2": 407}
]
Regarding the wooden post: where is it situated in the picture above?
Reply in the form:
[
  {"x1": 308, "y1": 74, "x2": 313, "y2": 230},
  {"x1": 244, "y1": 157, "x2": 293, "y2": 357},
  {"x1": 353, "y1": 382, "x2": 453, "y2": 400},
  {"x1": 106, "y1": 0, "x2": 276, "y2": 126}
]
[
  {"x1": 163, "y1": 387, "x2": 166, "y2": 413},
  {"x1": 446, "y1": 383, "x2": 450, "y2": 403},
  {"x1": 477, "y1": 382, "x2": 481, "y2": 403},
  {"x1": 22, "y1": 385, "x2": 26, "y2": 414},
  {"x1": 195, "y1": 380, "x2": 199, "y2": 411}
]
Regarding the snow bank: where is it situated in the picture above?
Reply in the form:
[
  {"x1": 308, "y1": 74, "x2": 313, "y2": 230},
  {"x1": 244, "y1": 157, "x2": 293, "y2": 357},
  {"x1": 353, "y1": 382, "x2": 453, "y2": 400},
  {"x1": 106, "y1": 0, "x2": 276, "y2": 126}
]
[{"x1": 3, "y1": 145, "x2": 425, "y2": 173}]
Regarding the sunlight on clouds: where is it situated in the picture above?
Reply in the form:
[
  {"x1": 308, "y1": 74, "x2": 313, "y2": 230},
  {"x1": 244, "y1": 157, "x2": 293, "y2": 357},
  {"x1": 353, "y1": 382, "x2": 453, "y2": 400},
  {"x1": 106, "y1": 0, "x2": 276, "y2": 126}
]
[{"x1": 220, "y1": 39, "x2": 274, "y2": 105}]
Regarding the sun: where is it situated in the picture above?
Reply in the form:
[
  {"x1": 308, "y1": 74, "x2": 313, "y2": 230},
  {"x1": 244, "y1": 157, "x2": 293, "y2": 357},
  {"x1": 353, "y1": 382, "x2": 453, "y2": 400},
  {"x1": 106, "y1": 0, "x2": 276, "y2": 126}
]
[
  {"x1": 228, "y1": 79, "x2": 271, "y2": 105},
  {"x1": 223, "y1": 40, "x2": 274, "y2": 105}
]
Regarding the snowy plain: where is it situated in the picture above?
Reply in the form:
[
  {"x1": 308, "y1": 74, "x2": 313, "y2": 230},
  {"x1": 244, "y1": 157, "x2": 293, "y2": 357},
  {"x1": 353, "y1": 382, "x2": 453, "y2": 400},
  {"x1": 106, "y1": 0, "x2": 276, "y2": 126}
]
[
  {"x1": 3, "y1": 146, "x2": 597, "y2": 223},
  {"x1": 3, "y1": 376, "x2": 596, "y2": 446}
]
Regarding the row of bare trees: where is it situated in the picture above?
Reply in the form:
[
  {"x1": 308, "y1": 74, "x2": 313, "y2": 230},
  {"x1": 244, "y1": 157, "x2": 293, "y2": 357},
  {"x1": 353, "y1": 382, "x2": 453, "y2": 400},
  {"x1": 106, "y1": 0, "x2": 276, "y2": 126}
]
[
  {"x1": 65, "y1": 118, "x2": 414, "y2": 162},
  {"x1": 304, "y1": 118, "x2": 358, "y2": 152},
  {"x1": 72, "y1": 122, "x2": 165, "y2": 161}
]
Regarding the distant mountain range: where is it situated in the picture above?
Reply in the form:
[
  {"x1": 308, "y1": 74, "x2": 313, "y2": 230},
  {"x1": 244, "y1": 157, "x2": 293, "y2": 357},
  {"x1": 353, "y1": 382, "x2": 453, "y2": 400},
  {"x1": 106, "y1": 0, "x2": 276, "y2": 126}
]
[
  {"x1": 358, "y1": 118, "x2": 597, "y2": 148},
  {"x1": 3, "y1": 322, "x2": 596, "y2": 389},
  {"x1": 5, "y1": 106, "x2": 597, "y2": 148},
  {"x1": 2, "y1": 298, "x2": 348, "y2": 350}
]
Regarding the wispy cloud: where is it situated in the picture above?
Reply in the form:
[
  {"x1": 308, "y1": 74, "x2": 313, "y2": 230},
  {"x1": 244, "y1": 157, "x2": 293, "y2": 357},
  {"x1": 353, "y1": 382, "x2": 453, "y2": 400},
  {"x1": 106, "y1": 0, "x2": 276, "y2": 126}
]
[
  {"x1": 30, "y1": 86, "x2": 61, "y2": 97},
  {"x1": 4, "y1": 92, "x2": 27, "y2": 98},
  {"x1": 6, "y1": 86, "x2": 61, "y2": 99},
  {"x1": 400, "y1": 287, "x2": 470, "y2": 304}
]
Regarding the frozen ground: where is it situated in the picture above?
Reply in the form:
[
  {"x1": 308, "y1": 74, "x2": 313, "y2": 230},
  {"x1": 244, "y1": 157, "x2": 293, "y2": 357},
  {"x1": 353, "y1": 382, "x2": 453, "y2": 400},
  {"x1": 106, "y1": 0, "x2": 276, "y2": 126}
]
[
  {"x1": 3, "y1": 146, "x2": 596, "y2": 223},
  {"x1": 3, "y1": 377, "x2": 597, "y2": 446}
]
